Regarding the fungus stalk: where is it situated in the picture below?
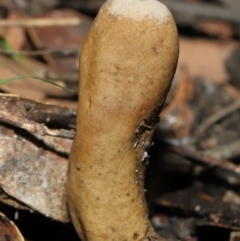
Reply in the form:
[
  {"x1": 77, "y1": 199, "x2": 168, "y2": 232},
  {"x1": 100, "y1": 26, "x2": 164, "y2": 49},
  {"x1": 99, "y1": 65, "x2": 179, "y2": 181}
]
[{"x1": 66, "y1": 0, "x2": 179, "y2": 240}]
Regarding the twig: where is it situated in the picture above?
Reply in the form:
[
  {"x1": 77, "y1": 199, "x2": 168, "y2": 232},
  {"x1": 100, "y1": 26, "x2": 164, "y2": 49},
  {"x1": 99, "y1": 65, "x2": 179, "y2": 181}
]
[
  {"x1": 0, "y1": 18, "x2": 82, "y2": 28},
  {"x1": 0, "y1": 48, "x2": 78, "y2": 56},
  {"x1": 170, "y1": 145, "x2": 240, "y2": 175},
  {"x1": 0, "y1": 48, "x2": 54, "y2": 55},
  {"x1": 193, "y1": 99, "x2": 240, "y2": 139},
  {"x1": 45, "y1": 70, "x2": 78, "y2": 82},
  {"x1": 0, "y1": 94, "x2": 76, "y2": 138},
  {"x1": 201, "y1": 139, "x2": 240, "y2": 160},
  {"x1": 0, "y1": 110, "x2": 75, "y2": 139},
  {"x1": 159, "y1": 0, "x2": 240, "y2": 25},
  {"x1": 0, "y1": 47, "x2": 78, "y2": 56}
]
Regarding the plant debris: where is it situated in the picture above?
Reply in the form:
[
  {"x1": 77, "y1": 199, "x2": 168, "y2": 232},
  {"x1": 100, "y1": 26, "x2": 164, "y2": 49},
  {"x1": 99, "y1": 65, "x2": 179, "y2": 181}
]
[{"x1": 0, "y1": 0, "x2": 240, "y2": 241}]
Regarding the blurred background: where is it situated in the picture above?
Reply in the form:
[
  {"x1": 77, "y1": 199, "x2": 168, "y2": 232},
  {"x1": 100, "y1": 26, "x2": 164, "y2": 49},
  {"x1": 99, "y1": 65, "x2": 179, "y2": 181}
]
[{"x1": 0, "y1": 1, "x2": 240, "y2": 241}]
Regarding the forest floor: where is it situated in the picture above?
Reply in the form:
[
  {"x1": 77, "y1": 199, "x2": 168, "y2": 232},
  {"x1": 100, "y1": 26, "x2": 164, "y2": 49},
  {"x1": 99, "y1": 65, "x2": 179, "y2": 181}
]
[{"x1": 0, "y1": 0, "x2": 240, "y2": 241}]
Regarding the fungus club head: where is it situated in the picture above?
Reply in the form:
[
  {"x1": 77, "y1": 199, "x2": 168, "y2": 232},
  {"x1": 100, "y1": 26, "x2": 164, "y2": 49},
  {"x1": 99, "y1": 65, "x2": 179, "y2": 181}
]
[{"x1": 66, "y1": 0, "x2": 179, "y2": 241}]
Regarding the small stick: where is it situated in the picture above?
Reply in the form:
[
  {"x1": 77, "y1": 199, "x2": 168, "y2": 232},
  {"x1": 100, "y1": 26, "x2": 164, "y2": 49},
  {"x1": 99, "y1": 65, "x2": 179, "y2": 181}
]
[
  {"x1": 201, "y1": 140, "x2": 240, "y2": 160},
  {"x1": 0, "y1": 18, "x2": 82, "y2": 28},
  {"x1": 193, "y1": 99, "x2": 240, "y2": 139},
  {"x1": 170, "y1": 145, "x2": 240, "y2": 175},
  {"x1": 0, "y1": 47, "x2": 78, "y2": 56},
  {"x1": 0, "y1": 110, "x2": 75, "y2": 139}
]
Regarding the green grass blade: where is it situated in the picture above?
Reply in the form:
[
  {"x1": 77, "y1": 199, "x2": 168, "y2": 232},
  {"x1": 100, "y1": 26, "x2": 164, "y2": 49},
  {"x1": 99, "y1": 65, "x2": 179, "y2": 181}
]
[
  {"x1": 0, "y1": 75, "x2": 73, "y2": 92},
  {"x1": 0, "y1": 39, "x2": 28, "y2": 68}
]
